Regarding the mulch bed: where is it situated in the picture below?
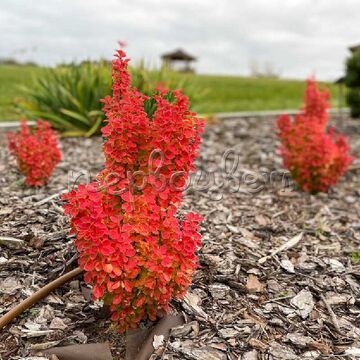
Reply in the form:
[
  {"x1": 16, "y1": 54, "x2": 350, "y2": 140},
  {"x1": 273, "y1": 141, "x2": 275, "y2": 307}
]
[{"x1": 0, "y1": 115, "x2": 359, "y2": 360}]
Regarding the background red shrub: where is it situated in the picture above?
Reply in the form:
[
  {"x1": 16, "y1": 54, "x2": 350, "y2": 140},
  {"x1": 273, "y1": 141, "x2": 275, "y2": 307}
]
[
  {"x1": 7, "y1": 120, "x2": 61, "y2": 186},
  {"x1": 277, "y1": 79, "x2": 353, "y2": 193}
]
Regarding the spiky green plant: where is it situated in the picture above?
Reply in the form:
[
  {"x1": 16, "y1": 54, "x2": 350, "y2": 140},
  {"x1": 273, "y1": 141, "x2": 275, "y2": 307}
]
[
  {"x1": 16, "y1": 61, "x2": 112, "y2": 137},
  {"x1": 132, "y1": 61, "x2": 207, "y2": 104},
  {"x1": 16, "y1": 59, "x2": 207, "y2": 137}
]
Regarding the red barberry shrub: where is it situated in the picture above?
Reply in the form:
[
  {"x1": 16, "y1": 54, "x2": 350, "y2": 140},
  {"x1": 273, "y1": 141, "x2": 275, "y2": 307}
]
[
  {"x1": 7, "y1": 120, "x2": 61, "y2": 186},
  {"x1": 63, "y1": 48, "x2": 204, "y2": 332},
  {"x1": 277, "y1": 78, "x2": 353, "y2": 193}
]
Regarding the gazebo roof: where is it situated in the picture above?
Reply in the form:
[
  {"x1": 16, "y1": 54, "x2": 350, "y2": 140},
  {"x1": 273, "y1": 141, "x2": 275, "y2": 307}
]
[{"x1": 161, "y1": 49, "x2": 196, "y2": 61}]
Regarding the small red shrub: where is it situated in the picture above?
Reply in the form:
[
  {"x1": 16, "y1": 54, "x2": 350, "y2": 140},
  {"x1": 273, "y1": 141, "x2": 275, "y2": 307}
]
[
  {"x1": 63, "y1": 49, "x2": 204, "y2": 332},
  {"x1": 7, "y1": 120, "x2": 61, "y2": 186},
  {"x1": 277, "y1": 78, "x2": 353, "y2": 193}
]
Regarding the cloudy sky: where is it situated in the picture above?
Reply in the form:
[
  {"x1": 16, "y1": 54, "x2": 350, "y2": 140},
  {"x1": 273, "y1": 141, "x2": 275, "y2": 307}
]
[{"x1": 1, "y1": 0, "x2": 360, "y2": 80}]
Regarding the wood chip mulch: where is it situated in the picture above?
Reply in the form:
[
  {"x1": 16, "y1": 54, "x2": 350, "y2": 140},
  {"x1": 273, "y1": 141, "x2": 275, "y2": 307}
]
[{"x1": 0, "y1": 115, "x2": 359, "y2": 360}]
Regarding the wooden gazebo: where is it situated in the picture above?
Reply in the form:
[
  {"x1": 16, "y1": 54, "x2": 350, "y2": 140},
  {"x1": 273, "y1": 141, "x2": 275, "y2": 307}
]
[{"x1": 161, "y1": 49, "x2": 196, "y2": 73}]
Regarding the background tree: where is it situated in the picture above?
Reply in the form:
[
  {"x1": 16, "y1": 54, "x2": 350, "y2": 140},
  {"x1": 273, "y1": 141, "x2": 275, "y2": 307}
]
[{"x1": 345, "y1": 48, "x2": 360, "y2": 117}]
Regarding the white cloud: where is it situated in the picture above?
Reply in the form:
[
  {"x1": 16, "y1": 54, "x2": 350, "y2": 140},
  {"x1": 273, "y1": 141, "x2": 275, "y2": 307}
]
[{"x1": 1, "y1": 0, "x2": 360, "y2": 79}]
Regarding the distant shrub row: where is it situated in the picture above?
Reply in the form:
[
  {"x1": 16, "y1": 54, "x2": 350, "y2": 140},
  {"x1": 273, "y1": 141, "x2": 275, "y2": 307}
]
[{"x1": 0, "y1": 58, "x2": 39, "y2": 67}]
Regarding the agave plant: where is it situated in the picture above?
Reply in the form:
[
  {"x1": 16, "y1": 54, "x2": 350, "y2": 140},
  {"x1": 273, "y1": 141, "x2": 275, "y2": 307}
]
[
  {"x1": 17, "y1": 61, "x2": 112, "y2": 137},
  {"x1": 131, "y1": 60, "x2": 207, "y2": 104},
  {"x1": 17, "y1": 59, "x2": 207, "y2": 137}
]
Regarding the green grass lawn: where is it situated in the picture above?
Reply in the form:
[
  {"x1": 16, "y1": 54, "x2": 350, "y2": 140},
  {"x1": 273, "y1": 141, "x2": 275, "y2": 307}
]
[
  {"x1": 190, "y1": 74, "x2": 342, "y2": 114},
  {"x1": 0, "y1": 65, "x2": 342, "y2": 121},
  {"x1": 0, "y1": 65, "x2": 45, "y2": 121}
]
